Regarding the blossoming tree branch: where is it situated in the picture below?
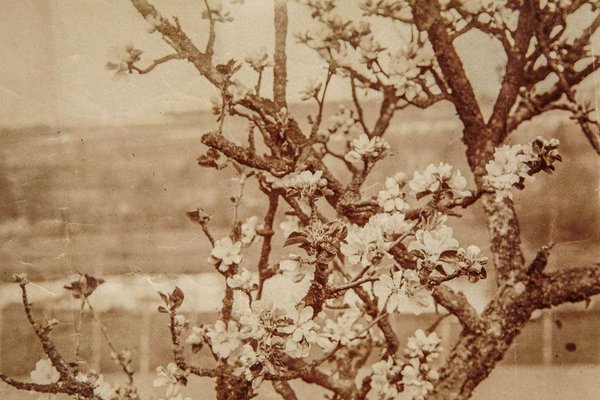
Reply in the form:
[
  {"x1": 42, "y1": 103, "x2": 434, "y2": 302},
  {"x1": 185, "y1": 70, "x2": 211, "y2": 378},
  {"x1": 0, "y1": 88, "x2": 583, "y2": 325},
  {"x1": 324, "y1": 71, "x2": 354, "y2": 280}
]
[{"x1": 3, "y1": 0, "x2": 600, "y2": 399}]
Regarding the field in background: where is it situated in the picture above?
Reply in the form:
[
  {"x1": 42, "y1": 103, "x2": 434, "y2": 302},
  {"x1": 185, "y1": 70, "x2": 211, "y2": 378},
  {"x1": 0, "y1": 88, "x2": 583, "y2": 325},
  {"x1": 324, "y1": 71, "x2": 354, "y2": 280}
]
[{"x1": 1, "y1": 102, "x2": 598, "y2": 282}]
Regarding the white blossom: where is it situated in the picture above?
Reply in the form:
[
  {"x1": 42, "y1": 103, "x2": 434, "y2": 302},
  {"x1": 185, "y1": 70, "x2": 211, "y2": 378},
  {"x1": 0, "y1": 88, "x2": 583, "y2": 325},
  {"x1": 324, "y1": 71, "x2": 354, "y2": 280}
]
[
  {"x1": 271, "y1": 170, "x2": 328, "y2": 196},
  {"x1": 278, "y1": 306, "x2": 322, "y2": 358},
  {"x1": 245, "y1": 47, "x2": 271, "y2": 71},
  {"x1": 341, "y1": 223, "x2": 383, "y2": 267},
  {"x1": 186, "y1": 326, "x2": 205, "y2": 346},
  {"x1": 377, "y1": 176, "x2": 410, "y2": 212},
  {"x1": 105, "y1": 43, "x2": 142, "y2": 79},
  {"x1": 373, "y1": 269, "x2": 432, "y2": 314},
  {"x1": 321, "y1": 309, "x2": 364, "y2": 346},
  {"x1": 232, "y1": 343, "x2": 264, "y2": 384},
  {"x1": 344, "y1": 134, "x2": 390, "y2": 164},
  {"x1": 409, "y1": 162, "x2": 471, "y2": 199},
  {"x1": 226, "y1": 267, "x2": 257, "y2": 291},
  {"x1": 279, "y1": 255, "x2": 308, "y2": 282},
  {"x1": 401, "y1": 358, "x2": 434, "y2": 400},
  {"x1": 207, "y1": 320, "x2": 242, "y2": 358},
  {"x1": 240, "y1": 216, "x2": 261, "y2": 245},
  {"x1": 457, "y1": 244, "x2": 488, "y2": 275},
  {"x1": 405, "y1": 329, "x2": 442, "y2": 362},
  {"x1": 238, "y1": 299, "x2": 282, "y2": 341},
  {"x1": 227, "y1": 79, "x2": 251, "y2": 102},
  {"x1": 92, "y1": 375, "x2": 117, "y2": 400},
  {"x1": 327, "y1": 105, "x2": 362, "y2": 137},
  {"x1": 368, "y1": 357, "x2": 403, "y2": 400},
  {"x1": 210, "y1": 237, "x2": 242, "y2": 271},
  {"x1": 408, "y1": 224, "x2": 459, "y2": 266},
  {"x1": 484, "y1": 143, "x2": 534, "y2": 200},
  {"x1": 153, "y1": 363, "x2": 187, "y2": 398},
  {"x1": 367, "y1": 212, "x2": 412, "y2": 247},
  {"x1": 30, "y1": 359, "x2": 60, "y2": 385},
  {"x1": 299, "y1": 78, "x2": 323, "y2": 101}
]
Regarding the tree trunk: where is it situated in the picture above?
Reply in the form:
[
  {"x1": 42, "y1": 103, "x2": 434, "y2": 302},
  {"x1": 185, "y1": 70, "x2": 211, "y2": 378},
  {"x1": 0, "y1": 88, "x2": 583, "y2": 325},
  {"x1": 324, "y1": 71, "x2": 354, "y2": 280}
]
[{"x1": 430, "y1": 285, "x2": 537, "y2": 399}]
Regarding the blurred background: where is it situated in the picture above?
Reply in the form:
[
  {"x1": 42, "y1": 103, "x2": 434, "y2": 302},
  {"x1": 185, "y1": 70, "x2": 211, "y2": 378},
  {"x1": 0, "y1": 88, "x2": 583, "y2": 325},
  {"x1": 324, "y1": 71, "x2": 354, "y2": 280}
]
[{"x1": 0, "y1": 0, "x2": 599, "y2": 399}]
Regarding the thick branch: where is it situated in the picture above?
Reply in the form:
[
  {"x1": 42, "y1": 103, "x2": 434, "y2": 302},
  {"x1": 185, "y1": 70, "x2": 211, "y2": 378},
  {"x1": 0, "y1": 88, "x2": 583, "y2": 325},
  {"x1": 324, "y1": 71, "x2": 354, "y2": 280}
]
[
  {"x1": 201, "y1": 132, "x2": 289, "y2": 174},
  {"x1": 536, "y1": 265, "x2": 600, "y2": 308},
  {"x1": 273, "y1": 0, "x2": 288, "y2": 109},
  {"x1": 129, "y1": 0, "x2": 225, "y2": 86},
  {"x1": 432, "y1": 285, "x2": 484, "y2": 333},
  {"x1": 411, "y1": 0, "x2": 493, "y2": 180},
  {"x1": 487, "y1": 1, "x2": 535, "y2": 138}
]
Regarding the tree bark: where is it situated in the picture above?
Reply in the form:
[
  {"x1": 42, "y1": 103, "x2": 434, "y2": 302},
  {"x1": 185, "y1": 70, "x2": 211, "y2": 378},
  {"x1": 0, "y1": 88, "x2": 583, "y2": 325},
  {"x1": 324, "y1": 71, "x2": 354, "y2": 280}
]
[{"x1": 273, "y1": 0, "x2": 288, "y2": 110}]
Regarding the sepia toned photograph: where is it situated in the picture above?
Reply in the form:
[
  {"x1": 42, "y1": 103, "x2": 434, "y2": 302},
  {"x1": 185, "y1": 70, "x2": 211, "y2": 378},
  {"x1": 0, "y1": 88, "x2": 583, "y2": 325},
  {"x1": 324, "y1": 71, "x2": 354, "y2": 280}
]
[{"x1": 1, "y1": 0, "x2": 599, "y2": 399}]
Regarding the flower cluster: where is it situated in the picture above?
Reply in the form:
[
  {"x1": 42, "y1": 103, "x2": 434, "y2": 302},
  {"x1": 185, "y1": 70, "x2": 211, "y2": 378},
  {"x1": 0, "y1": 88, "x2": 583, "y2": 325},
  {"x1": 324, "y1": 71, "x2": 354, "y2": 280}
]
[
  {"x1": 367, "y1": 357, "x2": 404, "y2": 399},
  {"x1": 232, "y1": 343, "x2": 266, "y2": 387},
  {"x1": 153, "y1": 363, "x2": 188, "y2": 399},
  {"x1": 186, "y1": 326, "x2": 206, "y2": 353},
  {"x1": 92, "y1": 375, "x2": 117, "y2": 400},
  {"x1": 386, "y1": 42, "x2": 434, "y2": 100},
  {"x1": 245, "y1": 47, "x2": 272, "y2": 72},
  {"x1": 327, "y1": 105, "x2": 363, "y2": 138},
  {"x1": 401, "y1": 330, "x2": 443, "y2": 400},
  {"x1": 539, "y1": 0, "x2": 573, "y2": 12},
  {"x1": 271, "y1": 170, "x2": 328, "y2": 197},
  {"x1": 344, "y1": 134, "x2": 390, "y2": 164},
  {"x1": 409, "y1": 162, "x2": 471, "y2": 200},
  {"x1": 321, "y1": 308, "x2": 365, "y2": 347},
  {"x1": 448, "y1": 0, "x2": 517, "y2": 31},
  {"x1": 227, "y1": 79, "x2": 251, "y2": 103},
  {"x1": 360, "y1": 0, "x2": 412, "y2": 22},
  {"x1": 408, "y1": 224, "x2": 459, "y2": 267},
  {"x1": 226, "y1": 267, "x2": 257, "y2": 291},
  {"x1": 373, "y1": 269, "x2": 432, "y2": 315},
  {"x1": 456, "y1": 245, "x2": 488, "y2": 282},
  {"x1": 240, "y1": 216, "x2": 261, "y2": 245},
  {"x1": 206, "y1": 320, "x2": 242, "y2": 358},
  {"x1": 30, "y1": 358, "x2": 60, "y2": 385},
  {"x1": 279, "y1": 254, "x2": 310, "y2": 282},
  {"x1": 299, "y1": 78, "x2": 323, "y2": 101},
  {"x1": 105, "y1": 43, "x2": 142, "y2": 79},
  {"x1": 278, "y1": 306, "x2": 325, "y2": 357},
  {"x1": 209, "y1": 237, "x2": 242, "y2": 272},
  {"x1": 484, "y1": 138, "x2": 560, "y2": 201},
  {"x1": 341, "y1": 212, "x2": 411, "y2": 268},
  {"x1": 377, "y1": 173, "x2": 409, "y2": 213},
  {"x1": 484, "y1": 143, "x2": 533, "y2": 200}
]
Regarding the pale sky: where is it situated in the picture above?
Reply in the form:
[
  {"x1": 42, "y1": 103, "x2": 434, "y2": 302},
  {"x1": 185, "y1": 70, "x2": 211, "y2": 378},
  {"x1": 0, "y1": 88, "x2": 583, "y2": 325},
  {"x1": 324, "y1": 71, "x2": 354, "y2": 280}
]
[{"x1": 0, "y1": 0, "x2": 546, "y2": 128}]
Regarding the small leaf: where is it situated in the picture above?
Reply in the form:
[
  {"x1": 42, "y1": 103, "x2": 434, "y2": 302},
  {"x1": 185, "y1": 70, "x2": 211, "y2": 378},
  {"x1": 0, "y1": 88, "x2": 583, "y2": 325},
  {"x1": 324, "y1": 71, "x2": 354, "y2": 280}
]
[
  {"x1": 283, "y1": 231, "x2": 307, "y2": 248},
  {"x1": 191, "y1": 343, "x2": 203, "y2": 354},
  {"x1": 158, "y1": 306, "x2": 169, "y2": 314},
  {"x1": 416, "y1": 191, "x2": 430, "y2": 200},
  {"x1": 158, "y1": 291, "x2": 169, "y2": 304},
  {"x1": 171, "y1": 287, "x2": 185, "y2": 310},
  {"x1": 439, "y1": 249, "x2": 458, "y2": 259}
]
